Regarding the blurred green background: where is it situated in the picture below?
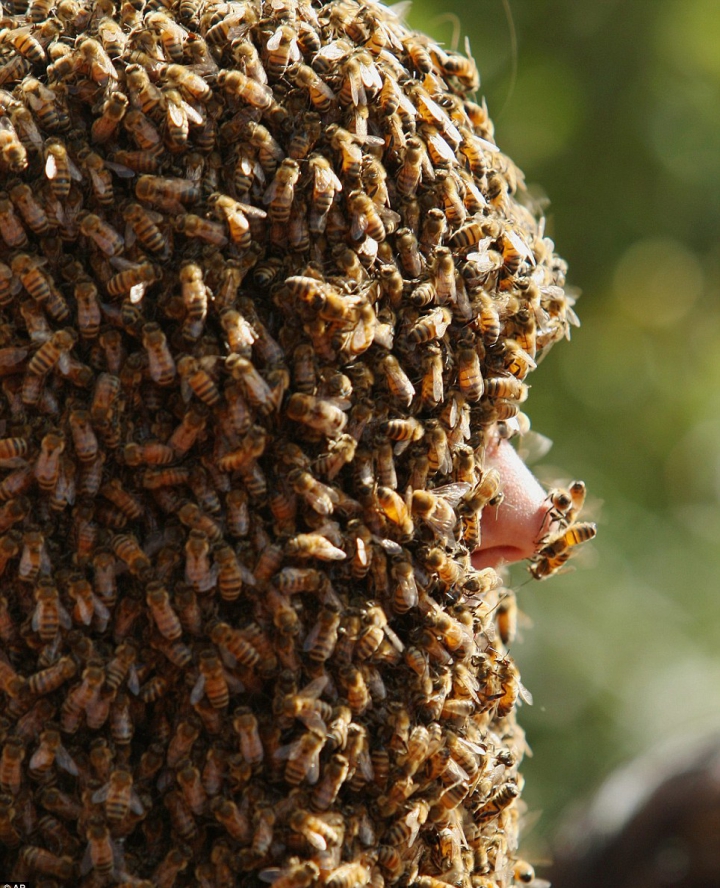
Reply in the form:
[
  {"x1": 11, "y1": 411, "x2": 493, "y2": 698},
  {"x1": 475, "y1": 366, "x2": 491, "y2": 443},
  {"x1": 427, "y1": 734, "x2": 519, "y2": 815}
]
[{"x1": 407, "y1": 0, "x2": 720, "y2": 862}]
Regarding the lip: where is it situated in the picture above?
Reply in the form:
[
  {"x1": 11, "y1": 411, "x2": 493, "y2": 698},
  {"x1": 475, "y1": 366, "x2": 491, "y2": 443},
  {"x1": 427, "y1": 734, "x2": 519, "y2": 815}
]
[{"x1": 471, "y1": 546, "x2": 529, "y2": 570}]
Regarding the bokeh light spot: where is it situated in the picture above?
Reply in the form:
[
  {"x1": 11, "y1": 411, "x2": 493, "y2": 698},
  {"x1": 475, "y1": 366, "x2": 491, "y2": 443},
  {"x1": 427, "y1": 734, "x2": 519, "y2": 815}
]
[{"x1": 612, "y1": 238, "x2": 703, "y2": 329}]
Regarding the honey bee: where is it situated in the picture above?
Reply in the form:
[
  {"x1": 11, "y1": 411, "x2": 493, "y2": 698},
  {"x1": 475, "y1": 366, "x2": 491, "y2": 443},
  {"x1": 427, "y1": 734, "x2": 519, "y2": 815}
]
[
  {"x1": 289, "y1": 469, "x2": 340, "y2": 517},
  {"x1": 217, "y1": 68, "x2": 274, "y2": 109},
  {"x1": 225, "y1": 355, "x2": 275, "y2": 415},
  {"x1": 92, "y1": 768, "x2": 143, "y2": 822},
  {"x1": 228, "y1": 708, "x2": 264, "y2": 767},
  {"x1": 77, "y1": 36, "x2": 117, "y2": 85},
  {"x1": 443, "y1": 215, "x2": 483, "y2": 250},
  {"x1": 530, "y1": 521, "x2": 596, "y2": 579},
  {"x1": 68, "y1": 280, "x2": 101, "y2": 340},
  {"x1": 78, "y1": 212, "x2": 125, "y2": 256},
  {"x1": 12, "y1": 252, "x2": 50, "y2": 303},
  {"x1": 326, "y1": 124, "x2": 363, "y2": 181},
  {"x1": 407, "y1": 306, "x2": 452, "y2": 344},
  {"x1": 264, "y1": 157, "x2": 300, "y2": 224},
  {"x1": 203, "y1": 546, "x2": 241, "y2": 601},
  {"x1": 0, "y1": 736, "x2": 25, "y2": 794},
  {"x1": 29, "y1": 726, "x2": 78, "y2": 778},
  {"x1": 0, "y1": 530, "x2": 21, "y2": 578},
  {"x1": 0, "y1": 194, "x2": 27, "y2": 248},
  {"x1": 209, "y1": 194, "x2": 263, "y2": 249},
  {"x1": 141, "y1": 322, "x2": 176, "y2": 386},
  {"x1": 124, "y1": 64, "x2": 164, "y2": 117},
  {"x1": 263, "y1": 24, "x2": 301, "y2": 79},
  {"x1": 294, "y1": 64, "x2": 336, "y2": 112},
  {"x1": 394, "y1": 228, "x2": 422, "y2": 277},
  {"x1": 207, "y1": 799, "x2": 250, "y2": 850},
  {"x1": 111, "y1": 532, "x2": 151, "y2": 576},
  {"x1": 175, "y1": 356, "x2": 220, "y2": 408},
  {"x1": 473, "y1": 780, "x2": 519, "y2": 823},
  {"x1": 214, "y1": 426, "x2": 265, "y2": 475},
  {"x1": 59, "y1": 662, "x2": 104, "y2": 733},
  {"x1": 191, "y1": 649, "x2": 233, "y2": 710},
  {"x1": 33, "y1": 431, "x2": 65, "y2": 493},
  {"x1": 136, "y1": 174, "x2": 201, "y2": 212},
  {"x1": 83, "y1": 817, "x2": 115, "y2": 878},
  {"x1": 89, "y1": 90, "x2": 128, "y2": 145},
  {"x1": 308, "y1": 154, "x2": 343, "y2": 233},
  {"x1": 286, "y1": 393, "x2": 349, "y2": 438},
  {"x1": 260, "y1": 860, "x2": 320, "y2": 888},
  {"x1": 325, "y1": 859, "x2": 375, "y2": 888},
  {"x1": 43, "y1": 139, "x2": 80, "y2": 199},
  {"x1": 19, "y1": 846, "x2": 74, "y2": 880},
  {"x1": 0, "y1": 117, "x2": 28, "y2": 174},
  {"x1": 286, "y1": 532, "x2": 347, "y2": 561}
]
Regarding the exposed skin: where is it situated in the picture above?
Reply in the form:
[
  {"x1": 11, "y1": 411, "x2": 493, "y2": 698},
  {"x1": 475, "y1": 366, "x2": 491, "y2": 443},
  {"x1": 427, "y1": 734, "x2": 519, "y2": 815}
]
[{"x1": 473, "y1": 435, "x2": 550, "y2": 570}]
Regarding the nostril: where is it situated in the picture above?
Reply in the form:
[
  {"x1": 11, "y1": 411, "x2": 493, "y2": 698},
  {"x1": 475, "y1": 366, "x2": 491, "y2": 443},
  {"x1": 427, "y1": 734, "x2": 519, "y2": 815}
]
[{"x1": 473, "y1": 438, "x2": 549, "y2": 568}]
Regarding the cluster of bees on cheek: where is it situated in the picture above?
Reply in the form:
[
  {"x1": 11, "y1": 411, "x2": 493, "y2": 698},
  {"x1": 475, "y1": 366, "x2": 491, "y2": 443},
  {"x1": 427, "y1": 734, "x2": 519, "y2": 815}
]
[{"x1": 0, "y1": 0, "x2": 592, "y2": 884}]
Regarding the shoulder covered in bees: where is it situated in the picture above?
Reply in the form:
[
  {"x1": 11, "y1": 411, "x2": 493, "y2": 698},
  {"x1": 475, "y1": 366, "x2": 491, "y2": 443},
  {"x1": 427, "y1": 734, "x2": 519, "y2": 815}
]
[{"x1": 0, "y1": 0, "x2": 582, "y2": 884}]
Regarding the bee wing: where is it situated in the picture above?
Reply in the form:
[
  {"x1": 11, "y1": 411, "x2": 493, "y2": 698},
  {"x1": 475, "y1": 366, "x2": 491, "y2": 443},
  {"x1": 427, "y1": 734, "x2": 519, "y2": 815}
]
[
  {"x1": 506, "y1": 227, "x2": 535, "y2": 265},
  {"x1": 302, "y1": 618, "x2": 325, "y2": 654},
  {"x1": 68, "y1": 156, "x2": 83, "y2": 181},
  {"x1": 431, "y1": 482, "x2": 472, "y2": 507},
  {"x1": 235, "y1": 200, "x2": 267, "y2": 218},
  {"x1": 0, "y1": 456, "x2": 29, "y2": 468},
  {"x1": 266, "y1": 27, "x2": 284, "y2": 50},
  {"x1": 184, "y1": 100, "x2": 205, "y2": 126},
  {"x1": 0, "y1": 116, "x2": 16, "y2": 137},
  {"x1": 463, "y1": 178, "x2": 487, "y2": 208},
  {"x1": 316, "y1": 40, "x2": 351, "y2": 64},
  {"x1": 219, "y1": 645, "x2": 238, "y2": 670},
  {"x1": 404, "y1": 802, "x2": 424, "y2": 845},
  {"x1": 387, "y1": 0, "x2": 412, "y2": 21},
  {"x1": 373, "y1": 536, "x2": 402, "y2": 555},
  {"x1": 127, "y1": 664, "x2": 140, "y2": 695},
  {"x1": 299, "y1": 674, "x2": 329, "y2": 700},
  {"x1": 226, "y1": 671, "x2": 245, "y2": 694},
  {"x1": 75, "y1": 594, "x2": 93, "y2": 625},
  {"x1": 29, "y1": 746, "x2": 50, "y2": 771},
  {"x1": 274, "y1": 735, "x2": 301, "y2": 762},
  {"x1": 262, "y1": 176, "x2": 281, "y2": 206},
  {"x1": 189, "y1": 671, "x2": 205, "y2": 704},
  {"x1": 129, "y1": 788, "x2": 144, "y2": 815},
  {"x1": 444, "y1": 756, "x2": 470, "y2": 784},
  {"x1": 91, "y1": 783, "x2": 110, "y2": 803},
  {"x1": 516, "y1": 430, "x2": 553, "y2": 465},
  {"x1": 422, "y1": 508, "x2": 456, "y2": 545},
  {"x1": 92, "y1": 595, "x2": 111, "y2": 625},
  {"x1": 382, "y1": 623, "x2": 404, "y2": 652},
  {"x1": 55, "y1": 743, "x2": 79, "y2": 776},
  {"x1": 518, "y1": 680, "x2": 533, "y2": 705},
  {"x1": 167, "y1": 99, "x2": 187, "y2": 128},
  {"x1": 426, "y1": 130, "x2": 456, "y2": 164},
  {"x1": 58, "y1": 601, "x2": 72, "y2": 629},
  {"x1": 298, "y1": 709, "x2": 327, "y2": 737},
  {"x1": 359, "y1": 58, "x2": 382, "y2": 90},
  {"x1": 87, "y1": 166, "x2": 107, "y2": 194}
]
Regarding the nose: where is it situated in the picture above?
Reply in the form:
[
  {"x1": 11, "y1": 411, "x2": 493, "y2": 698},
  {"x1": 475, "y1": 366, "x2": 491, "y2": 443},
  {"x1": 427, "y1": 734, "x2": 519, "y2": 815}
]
[{"x1": 471, "y1": 436, "x2": 550, "y2": 570}]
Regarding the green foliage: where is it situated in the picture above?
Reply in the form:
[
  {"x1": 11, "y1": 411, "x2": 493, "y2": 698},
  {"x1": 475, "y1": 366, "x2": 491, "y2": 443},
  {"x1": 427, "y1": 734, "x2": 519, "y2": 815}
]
[{"x1": 409, "y1": 0, "x2": 720, "y2": 849}]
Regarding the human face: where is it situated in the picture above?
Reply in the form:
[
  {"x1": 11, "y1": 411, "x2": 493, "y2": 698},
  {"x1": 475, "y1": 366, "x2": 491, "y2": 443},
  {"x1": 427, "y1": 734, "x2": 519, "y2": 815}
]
[{"x1": 471, "y1": 433, "x2": 550, "y2": 570}]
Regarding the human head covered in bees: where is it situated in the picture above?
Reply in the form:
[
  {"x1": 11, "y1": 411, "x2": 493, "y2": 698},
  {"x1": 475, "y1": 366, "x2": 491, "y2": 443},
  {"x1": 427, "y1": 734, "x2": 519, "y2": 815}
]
[{"x1": 0, "y1": 0, "x2": 591, "y2": 883}]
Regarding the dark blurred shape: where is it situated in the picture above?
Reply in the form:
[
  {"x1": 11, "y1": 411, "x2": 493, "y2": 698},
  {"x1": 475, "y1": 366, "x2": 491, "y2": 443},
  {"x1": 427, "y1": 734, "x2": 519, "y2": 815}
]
[{"x1": 549, "y1": 735, "x2": 720, "y2": 888}]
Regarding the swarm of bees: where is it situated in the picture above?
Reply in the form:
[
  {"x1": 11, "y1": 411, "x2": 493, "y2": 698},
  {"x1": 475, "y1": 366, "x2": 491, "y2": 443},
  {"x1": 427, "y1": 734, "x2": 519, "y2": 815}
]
[{"x1": 0, "y1": 0, "x2": 592, "y2": 884}]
